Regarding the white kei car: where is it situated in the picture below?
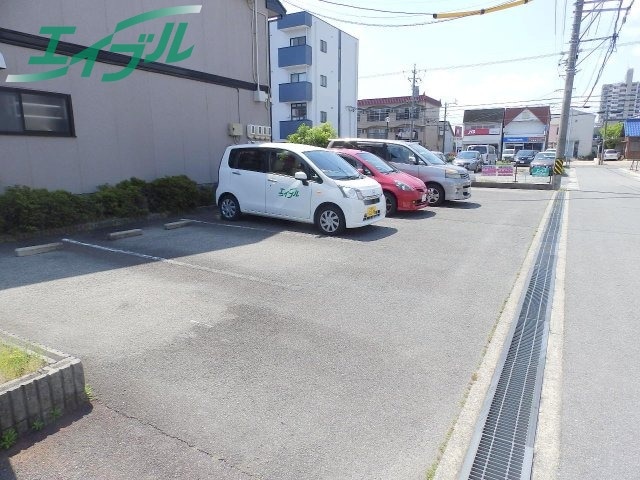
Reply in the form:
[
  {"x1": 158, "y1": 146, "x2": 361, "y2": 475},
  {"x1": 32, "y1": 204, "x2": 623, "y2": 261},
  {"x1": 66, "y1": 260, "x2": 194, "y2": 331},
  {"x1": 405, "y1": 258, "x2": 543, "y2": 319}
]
[{"x1": 216, "y1": 143, "x2": 385, "y2": 235}]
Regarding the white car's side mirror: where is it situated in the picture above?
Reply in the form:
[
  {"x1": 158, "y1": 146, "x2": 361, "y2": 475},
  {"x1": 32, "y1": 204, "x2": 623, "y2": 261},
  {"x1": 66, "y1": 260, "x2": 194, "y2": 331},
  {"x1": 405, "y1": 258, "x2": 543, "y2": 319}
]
[{"x1": 294, "y1": 171, "x2": 308, "y2": 181}]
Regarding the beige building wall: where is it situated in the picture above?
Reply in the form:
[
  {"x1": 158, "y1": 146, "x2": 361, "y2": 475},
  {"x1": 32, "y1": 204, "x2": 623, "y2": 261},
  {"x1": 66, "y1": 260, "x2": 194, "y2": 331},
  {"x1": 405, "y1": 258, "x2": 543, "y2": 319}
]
[{"x1": 0, "y1": 0, "x2": 277, "y2": 193}]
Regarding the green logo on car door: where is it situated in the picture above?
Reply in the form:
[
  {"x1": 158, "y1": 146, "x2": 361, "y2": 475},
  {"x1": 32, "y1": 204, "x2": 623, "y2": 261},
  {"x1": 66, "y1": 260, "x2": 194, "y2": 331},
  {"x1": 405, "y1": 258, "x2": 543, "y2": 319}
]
[{"x1": 278, "y1": 188, "x2": 300, "y2": 198}]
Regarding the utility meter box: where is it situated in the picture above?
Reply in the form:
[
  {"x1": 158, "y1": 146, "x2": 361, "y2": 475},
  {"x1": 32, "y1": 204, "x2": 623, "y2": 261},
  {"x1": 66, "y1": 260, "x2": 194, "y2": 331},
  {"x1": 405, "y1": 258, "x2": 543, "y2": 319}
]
[{"x1": 228, "y1": 123, "x2": 243, "y2": 136}]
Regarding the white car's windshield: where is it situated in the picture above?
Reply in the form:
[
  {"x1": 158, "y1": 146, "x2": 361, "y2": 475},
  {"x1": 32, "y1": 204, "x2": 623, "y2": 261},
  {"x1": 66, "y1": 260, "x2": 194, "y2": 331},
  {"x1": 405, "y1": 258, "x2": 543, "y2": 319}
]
[
  {"x1": 458, "y1": 152, "x2": 478, "y2": 159},
  {"x1": 304, "y1": 150, "x2": 360, "y2": 180},
  {"x1": 412, "y1": 144, "x2": 446, "y2": 165}
]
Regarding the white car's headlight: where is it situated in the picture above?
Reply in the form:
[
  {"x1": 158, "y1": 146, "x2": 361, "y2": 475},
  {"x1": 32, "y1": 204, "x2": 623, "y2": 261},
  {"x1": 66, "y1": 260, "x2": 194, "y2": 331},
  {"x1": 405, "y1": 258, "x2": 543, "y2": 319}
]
[
  {"x1": 394, "y1": 180, "x2": 414, "y2": 191},
  {"x1": 339, "y1": 186, "x2": 364, "y2": 200},
  {"x1": 445, "y1": 168, "x2": 462, "y2": 179}
]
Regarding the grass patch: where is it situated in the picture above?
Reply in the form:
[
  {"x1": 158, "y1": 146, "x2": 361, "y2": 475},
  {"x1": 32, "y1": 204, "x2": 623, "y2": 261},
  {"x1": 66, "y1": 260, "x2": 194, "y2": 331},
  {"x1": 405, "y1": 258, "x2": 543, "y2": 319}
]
[{"x1": 0, "y1": 343, "x2": 45, "y2": 383}]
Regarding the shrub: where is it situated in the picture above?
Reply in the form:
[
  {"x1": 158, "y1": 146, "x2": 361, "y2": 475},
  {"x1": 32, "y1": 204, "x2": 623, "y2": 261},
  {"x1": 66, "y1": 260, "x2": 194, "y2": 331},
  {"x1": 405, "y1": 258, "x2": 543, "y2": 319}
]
[
  {"x1": 0, "y1": 186, "x2": 95, "y2": 233},
  {"x1": 93, "y1": 178, "x2": 148, "y2": 218},
  {"x1": 197, "y1": 184, "x2": 215, "y2": 207},
  {"x1": 143, "y1": 175, "x2": 199, "y2": 213}
]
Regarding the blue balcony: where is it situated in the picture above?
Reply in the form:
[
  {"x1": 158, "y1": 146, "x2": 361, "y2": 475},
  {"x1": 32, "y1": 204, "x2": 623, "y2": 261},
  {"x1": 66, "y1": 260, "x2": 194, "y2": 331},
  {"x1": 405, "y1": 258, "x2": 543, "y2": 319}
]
[
  {"x1": 279, "y1": 82, "x2": 312, "y2": 103},
  {"x1": 277, "y1": 11, "x2": 312, "y2": 30},
  {"x1": 278, "y1": 45, "x2": 312, "y2": 68},
  {"x1": 280, "y1": 119, "x2": 312, "y2": 139}
]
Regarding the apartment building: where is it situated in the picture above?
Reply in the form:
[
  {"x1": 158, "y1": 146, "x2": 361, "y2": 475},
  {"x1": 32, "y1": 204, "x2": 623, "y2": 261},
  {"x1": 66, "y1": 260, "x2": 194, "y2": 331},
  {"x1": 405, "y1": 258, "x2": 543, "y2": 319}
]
[
  {"x1": 269, "y1": 11, "x2": 358, "y2": 141},
  {"x1": 599, "y1": 68, "x2": 640, "y2": 122},
  {"x1": 357, "y1": 94, "x2": 441, "y2": 150},
  {"x1": 0, "y1": 0, "x2": 286, "y2": 193}
]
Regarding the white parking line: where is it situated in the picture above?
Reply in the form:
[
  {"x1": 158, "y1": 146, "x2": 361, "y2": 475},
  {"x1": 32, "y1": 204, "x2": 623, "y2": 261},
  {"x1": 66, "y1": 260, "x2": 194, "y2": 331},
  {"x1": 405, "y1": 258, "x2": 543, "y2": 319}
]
[
  {"x1": 184, "y1": 219, "x2": 357, "y2": 244},
  {"x1": 61, "y1": 238, "x2": 298, "y2": 290},
  {"x1": 190, "y1": 320, "x2": 216, "y2": 328}
]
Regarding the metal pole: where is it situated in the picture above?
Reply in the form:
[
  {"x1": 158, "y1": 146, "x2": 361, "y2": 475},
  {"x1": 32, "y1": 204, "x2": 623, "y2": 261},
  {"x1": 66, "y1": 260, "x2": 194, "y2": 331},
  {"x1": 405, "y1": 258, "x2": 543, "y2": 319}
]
[
  {"x1": 410, "y1": 65, "x2": 416, "y2": 141},
  {"x1": 600, "y1": 110, "x2": 608, "y2": 165},
  {"x1": 556, "y1": 0, "x2": 584, "y2": 162},
  {"x1": 442, "y1": 102, "x2": 448, "y2": 152}
]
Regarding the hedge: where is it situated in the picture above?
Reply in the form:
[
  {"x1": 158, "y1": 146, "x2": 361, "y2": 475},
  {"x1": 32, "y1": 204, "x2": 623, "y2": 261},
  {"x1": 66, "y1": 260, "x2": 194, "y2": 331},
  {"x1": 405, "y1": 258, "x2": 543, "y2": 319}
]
[{"x1": 0, "y1": 176, "x2": 214, "y2": 234}]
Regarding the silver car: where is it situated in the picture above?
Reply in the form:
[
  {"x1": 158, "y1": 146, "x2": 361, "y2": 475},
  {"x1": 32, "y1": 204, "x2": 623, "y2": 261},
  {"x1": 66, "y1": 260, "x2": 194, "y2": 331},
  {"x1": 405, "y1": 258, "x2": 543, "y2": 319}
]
[{"x1": 453, "y1": 151, "x2": 483, "y2": 172}]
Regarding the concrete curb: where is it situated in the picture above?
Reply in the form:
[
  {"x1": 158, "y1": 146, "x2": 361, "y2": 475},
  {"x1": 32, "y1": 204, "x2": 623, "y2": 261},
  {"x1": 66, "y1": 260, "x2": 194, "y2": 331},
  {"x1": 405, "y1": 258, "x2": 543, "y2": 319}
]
[
  {"x1": 0, "y1": 330, "x2": 87, "y2": 437},
  {"x1": 164, "y1": 220, "x2": 192, "y2": 230},
  {"x1": 14, "y1": 242, "x2": 64, "y2": 257},
  {"x1": 107, "y1": 229, "x2": 143, "y2": 240},
  {"x1": 472, "y1": 181, "x2": 555, "y2": 190}
]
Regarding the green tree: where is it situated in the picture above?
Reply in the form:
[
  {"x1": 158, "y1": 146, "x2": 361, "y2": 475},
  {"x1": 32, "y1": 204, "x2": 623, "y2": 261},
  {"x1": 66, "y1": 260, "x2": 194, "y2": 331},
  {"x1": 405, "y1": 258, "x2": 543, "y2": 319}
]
[
  {"x1": 599, "y1": 122, "x2": 623, "y2": 149},
  {"x1": 286, "y1": 123, "x2": 337, "y2": 148}
]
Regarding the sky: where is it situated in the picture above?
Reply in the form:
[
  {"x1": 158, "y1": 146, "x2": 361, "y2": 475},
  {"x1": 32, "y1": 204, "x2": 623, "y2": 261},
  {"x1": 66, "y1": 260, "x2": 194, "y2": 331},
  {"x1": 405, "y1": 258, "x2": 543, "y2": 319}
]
[{"x1": 279, "y1": 0, "x2": 640, "y2": 125}]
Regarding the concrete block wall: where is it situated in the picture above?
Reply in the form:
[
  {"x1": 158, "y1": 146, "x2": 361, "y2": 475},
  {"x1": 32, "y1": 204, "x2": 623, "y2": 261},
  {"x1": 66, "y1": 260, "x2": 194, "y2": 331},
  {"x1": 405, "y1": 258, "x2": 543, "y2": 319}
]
[{"x1": 0, "y1": 331, "x2": 87, "y2": 437}]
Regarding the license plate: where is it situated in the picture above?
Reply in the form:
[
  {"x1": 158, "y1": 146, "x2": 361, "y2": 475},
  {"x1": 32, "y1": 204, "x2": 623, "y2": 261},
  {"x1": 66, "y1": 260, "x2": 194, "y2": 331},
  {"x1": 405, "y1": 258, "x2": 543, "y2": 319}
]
[
  {"x1": 422, "y1": 194, "x2": 427, "y2": 202},
  {"x1": 366, "y1": 206, "x2": 377, "y2": 218}
]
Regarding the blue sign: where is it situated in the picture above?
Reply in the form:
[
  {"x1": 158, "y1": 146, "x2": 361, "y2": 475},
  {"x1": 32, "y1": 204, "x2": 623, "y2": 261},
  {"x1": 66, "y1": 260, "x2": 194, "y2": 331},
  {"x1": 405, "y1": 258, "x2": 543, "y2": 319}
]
[
  {"x1": 503, "y1": 136, "x2": 545, "y2": 143},
  {"x1": 531, "y1": 166, "x2": 551, "y2": 177}
]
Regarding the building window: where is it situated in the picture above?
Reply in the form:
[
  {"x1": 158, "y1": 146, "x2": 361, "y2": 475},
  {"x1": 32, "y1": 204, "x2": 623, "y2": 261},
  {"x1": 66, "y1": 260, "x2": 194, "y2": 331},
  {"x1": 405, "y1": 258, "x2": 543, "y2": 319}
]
[
  {"x1": 0, "y1": 87, "x2": 74, "y2": 136},
  {"x1": 320, "y1": 111, "x2": 327, "y2": 123},
  {"x1": 395, "y1": 107, "x2": 420, "y2": 120},
  {"x1": 320, "y1": 40, "x2": 327, "y2": 52},
  {"x1": 366, "y1": 108, "x2": 391, "y2": 122},
  {"x1": 320, "y1": 75, "x2": 327, "y2": 87},
  {"x1": 290, "y1": 36, "x2": 306, "y2": 47},
  {"x1": 291, "y1": 103, "x2": 307, "y2": 120},
  {"x1": 367, "y1": 127, "x2": 387, "y2": 139},
  {"x1": 290, "y1": 72, "x2": 307, "y2": 83}
]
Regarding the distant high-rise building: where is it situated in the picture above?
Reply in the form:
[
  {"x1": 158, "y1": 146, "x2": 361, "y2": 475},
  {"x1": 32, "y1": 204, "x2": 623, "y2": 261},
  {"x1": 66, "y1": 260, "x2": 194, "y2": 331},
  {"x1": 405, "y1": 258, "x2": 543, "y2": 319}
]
[{"x1": 599, "y1": 68, "x2": 640, "y2": 122}]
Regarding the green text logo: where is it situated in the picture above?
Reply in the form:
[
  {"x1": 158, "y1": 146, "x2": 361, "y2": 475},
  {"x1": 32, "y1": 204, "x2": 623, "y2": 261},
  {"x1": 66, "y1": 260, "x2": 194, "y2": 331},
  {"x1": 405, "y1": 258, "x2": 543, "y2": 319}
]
[
  {"x1": 278, "y1": 188, "x2": 300, "y2": 199},
  {"x1": 6, "y1": 6, "x2": 201, "y2": 83}
]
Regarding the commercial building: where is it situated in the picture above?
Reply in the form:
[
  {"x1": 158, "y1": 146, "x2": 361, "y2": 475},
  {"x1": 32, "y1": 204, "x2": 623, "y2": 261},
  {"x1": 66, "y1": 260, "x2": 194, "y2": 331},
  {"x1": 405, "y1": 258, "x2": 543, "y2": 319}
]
[
  {"x1": 0, "y1": 0, "x2": 285, "y2": 194},
  {"x1": 599, "y1": 69, "x2": 640, "y2": 122},
  {"x1": 357, "y1": 93, "x2": 441, "y2": 150},
  {"x1": 548, "y1": 108, "x2": 596, "y2": 157},
  {"x1": 502, "y1": 106, "x2": 551, "y2": 153},
  {"x1": 461, "y1": 108, "x2": 503, "y2": 150},
  {"x1": 622, "y1": 118, "x2": 640, "y2": 160},
  {"x1": 269, "y1": 11, "x2": 357, "y2": 141}
]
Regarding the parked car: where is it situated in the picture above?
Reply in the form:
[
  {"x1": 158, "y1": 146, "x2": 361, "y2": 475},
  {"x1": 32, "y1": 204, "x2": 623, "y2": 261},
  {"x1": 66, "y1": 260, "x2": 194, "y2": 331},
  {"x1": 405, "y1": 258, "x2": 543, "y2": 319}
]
[
  {"x1": 216, "y1": 143, "x2": 385, "y2": 235},
  {"x1": 431, "y1": 151, "x2": 447, "y2": 163},
  {"x1": 452, "y1": 151, "x2": 483, "y2": 172},
  {"x1": 501, "y1": 148, "x2": 515, "y2": 162},
  {"x1": 466, "y1": 144, "x2": 498, "y2": 164},
  {"x1": 327, "y1": 138, "x2": 471, "y2": 207},
  {"x1": 513, "y1": 149, "x2": 538, "y2": 166},
  {"x1": 603, "y1": 149, "x2": 621, "y2": 161},
  {"x1": 529, "y1": 152, "x2": 555, "y2": 175},
  {"x1": 332, "y1": 149, "x2": 428, "y2": 216}
]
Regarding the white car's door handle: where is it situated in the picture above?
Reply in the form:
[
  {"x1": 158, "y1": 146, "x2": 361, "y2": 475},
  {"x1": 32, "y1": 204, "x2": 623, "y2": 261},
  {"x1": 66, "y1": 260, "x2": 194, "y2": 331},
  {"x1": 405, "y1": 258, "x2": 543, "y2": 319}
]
[
  {"x1": 232, "y1": 171, "x2": 241, "y2": 175},
  {"x1": 268, "y1": 178, "x2": 278, "y2": 183}
]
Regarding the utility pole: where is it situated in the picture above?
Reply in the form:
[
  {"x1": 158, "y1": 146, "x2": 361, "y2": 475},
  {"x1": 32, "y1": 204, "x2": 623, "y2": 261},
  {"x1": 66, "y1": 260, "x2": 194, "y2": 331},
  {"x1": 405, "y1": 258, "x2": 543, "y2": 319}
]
[
  {"x1": 408, "y1": 64, "x2": 420, "y2": 142},
  {"x1": 556, "y1": 0, "x2": 585, "y2": 165},
  {"x1": 441, "y1": 102, "x2": 448, "y2": 152}
]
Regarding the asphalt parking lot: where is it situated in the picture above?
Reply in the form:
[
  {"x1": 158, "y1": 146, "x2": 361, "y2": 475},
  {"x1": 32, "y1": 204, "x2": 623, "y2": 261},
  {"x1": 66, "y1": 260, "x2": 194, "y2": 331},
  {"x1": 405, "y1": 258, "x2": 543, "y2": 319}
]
[{"x1": 0, "y1": 188, "x2": 553, "y2": 480}]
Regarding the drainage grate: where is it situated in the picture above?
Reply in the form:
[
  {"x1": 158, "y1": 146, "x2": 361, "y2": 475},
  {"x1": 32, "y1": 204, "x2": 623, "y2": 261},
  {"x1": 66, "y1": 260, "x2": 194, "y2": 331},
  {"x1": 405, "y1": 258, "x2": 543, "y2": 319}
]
[{"x1": 461, "y1": 192, "x2": 565, "y2": 480}]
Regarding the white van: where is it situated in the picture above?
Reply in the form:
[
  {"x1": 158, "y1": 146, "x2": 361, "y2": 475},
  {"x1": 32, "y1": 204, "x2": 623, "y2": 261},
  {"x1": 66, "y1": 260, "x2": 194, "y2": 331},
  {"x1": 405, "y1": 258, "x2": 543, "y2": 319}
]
[
  {"x1": 327, "y1": 138, "x2": 470, "y2": 206},
  {"x1": 216, "y1": 143, "x2": 385, "y2": 235},
  {"x1": 466, "y1": 145, "x2": 498, "y2": 165}
]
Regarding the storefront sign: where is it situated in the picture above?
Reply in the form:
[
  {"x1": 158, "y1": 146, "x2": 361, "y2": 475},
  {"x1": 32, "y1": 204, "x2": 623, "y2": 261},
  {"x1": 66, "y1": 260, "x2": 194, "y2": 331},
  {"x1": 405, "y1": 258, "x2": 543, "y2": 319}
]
[
  {"x1": 464, "y1": 127, "x2": 501, "y2": 136},
  {"x1": 530, "y1": 166, "x2": 551, "y2": 177},
  {"x1": 481, "y1": 165, "x2": 497, "y2": 176},
  {"x1": 497, "y1": 165, "x2": 513, "y2": 176},
  {"x1": 503, "y1": 136, "x2": 545, "y2": 143}
]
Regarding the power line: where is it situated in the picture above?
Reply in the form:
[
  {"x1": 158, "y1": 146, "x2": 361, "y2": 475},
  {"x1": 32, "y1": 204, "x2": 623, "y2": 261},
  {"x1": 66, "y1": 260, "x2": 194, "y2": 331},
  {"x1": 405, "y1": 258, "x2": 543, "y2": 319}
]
[{"x1": 358, "y1": 40, "x2": 640, "y2": 79}]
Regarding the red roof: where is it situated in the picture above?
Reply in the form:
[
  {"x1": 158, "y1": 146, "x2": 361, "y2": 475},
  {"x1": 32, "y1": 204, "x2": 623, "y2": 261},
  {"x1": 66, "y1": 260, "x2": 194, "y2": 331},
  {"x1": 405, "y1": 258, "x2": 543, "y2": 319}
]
[
  {"x1": 358, "y1": 94, "x2": 441, "y2": 108},
  {"x1": 504, "y1": 106, "x2": 551, "y2": 126}
]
